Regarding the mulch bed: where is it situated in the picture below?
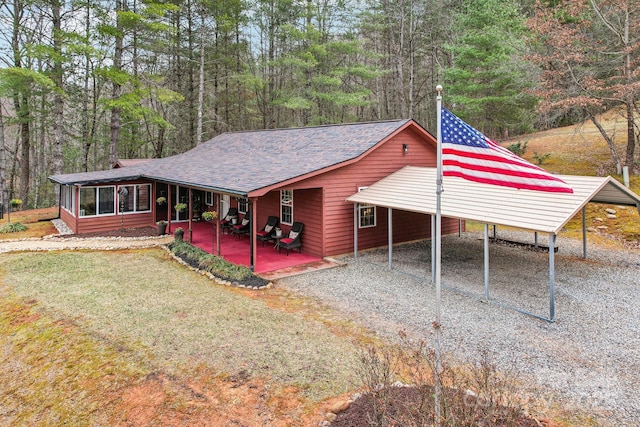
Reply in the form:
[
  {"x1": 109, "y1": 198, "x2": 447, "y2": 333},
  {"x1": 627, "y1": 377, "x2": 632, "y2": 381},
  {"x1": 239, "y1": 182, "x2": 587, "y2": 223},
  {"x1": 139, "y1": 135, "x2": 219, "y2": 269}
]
[{"x1": 332, "y1": 386, "x2": 542, "y2": 427}]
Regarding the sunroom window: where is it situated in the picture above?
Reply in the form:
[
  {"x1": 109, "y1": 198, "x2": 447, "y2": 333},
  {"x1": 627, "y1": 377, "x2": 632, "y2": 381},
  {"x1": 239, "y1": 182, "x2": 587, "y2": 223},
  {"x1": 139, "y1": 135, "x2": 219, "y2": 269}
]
[
  {"x1": 79, "y1": 186, "x2": 115, "y2": 217},
  {"x1": 118, "y1": 184, "x2": 151, "y2": 213}
]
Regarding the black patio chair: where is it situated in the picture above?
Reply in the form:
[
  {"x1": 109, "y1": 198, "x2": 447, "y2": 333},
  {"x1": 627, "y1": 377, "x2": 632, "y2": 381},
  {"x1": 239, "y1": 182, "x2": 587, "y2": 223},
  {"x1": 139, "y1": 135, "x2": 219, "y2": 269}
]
[
  {"x1": 230, "y1": 211, "x2": 250, "y2": 238},
  {"x1": 256, "y1": 215, "x2": 280, "y2": 247},
  {"x1": 220, "y1": 207, "x2": 238, "y2": 234},
  {"x1": 278, "y1": 222, "x2": 304, "y2": 255}
]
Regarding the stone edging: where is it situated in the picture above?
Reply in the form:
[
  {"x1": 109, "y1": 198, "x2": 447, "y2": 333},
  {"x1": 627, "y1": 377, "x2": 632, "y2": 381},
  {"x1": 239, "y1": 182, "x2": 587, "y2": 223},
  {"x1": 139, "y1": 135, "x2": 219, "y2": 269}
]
[{"x1": 160, "y1": 245, "x2": 273, "y2": 290}]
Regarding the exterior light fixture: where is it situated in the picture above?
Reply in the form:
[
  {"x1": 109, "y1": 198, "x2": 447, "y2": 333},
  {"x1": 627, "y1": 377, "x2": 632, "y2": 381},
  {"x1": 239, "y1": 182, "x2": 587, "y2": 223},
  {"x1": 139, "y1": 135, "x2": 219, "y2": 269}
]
[{"x1": 403, "y1": 143, "x2": 408, "y2": 154}]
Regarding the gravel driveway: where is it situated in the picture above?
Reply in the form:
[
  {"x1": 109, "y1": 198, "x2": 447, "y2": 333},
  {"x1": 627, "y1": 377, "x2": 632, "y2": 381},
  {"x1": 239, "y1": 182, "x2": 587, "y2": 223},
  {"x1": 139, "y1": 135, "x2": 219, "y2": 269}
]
[{"x1": 278, "y1": 230, "x2": 640, "y2": 426}]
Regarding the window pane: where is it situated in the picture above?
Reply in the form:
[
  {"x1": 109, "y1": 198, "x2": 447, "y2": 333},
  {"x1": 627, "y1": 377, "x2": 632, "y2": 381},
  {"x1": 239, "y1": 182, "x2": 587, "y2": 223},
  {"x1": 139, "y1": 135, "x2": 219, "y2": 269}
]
[
  {"x1": 79, "y1": 188, "x2": 96, "y2": 216},
  {"x1": 359, "y1": 205, "x2": 376, "y2": 228},
  {"x1": 99, "y1": 187, "x2": 115, "y2": 214},
  {"x1": 238, "y1": 198, "x2": 248, "y2": 213},
  {"x1": 119, "y1": 186, "x2": 135, "y2": 213},
  {"x1": 280, "y1": 190, "x2": 293, "y2": 225},
  {"x1": 136, "y1": 185, "x2": 150, "y2": 211},
  {"x1": 282, "y1": 205, "x2": 292, "y2": 225}
]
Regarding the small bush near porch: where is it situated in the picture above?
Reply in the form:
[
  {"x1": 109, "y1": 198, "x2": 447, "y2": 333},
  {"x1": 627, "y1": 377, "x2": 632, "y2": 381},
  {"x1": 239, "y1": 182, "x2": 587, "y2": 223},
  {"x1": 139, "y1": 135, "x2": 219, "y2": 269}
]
[{"x1": 168, "y1": 240, "x2": 269, "y2": 288}]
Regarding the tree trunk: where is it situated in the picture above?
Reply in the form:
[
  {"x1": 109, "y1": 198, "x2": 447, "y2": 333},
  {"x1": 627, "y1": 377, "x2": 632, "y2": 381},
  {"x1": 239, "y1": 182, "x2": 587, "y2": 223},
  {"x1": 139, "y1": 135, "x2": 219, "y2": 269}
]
[
  {"x1": 12, "y1": 0, "x2": 30, "y2": 206},
  {"x1": 81, "y1": 0, "x2": 91, "y2": 171},
  {"x1": 623, "y1": 5, "x2": 635, "y2": 174},
  {"x1": 110, "y1": 0, "x2": 124, "y2": 168},
  {"x1": 51, "y1": 0, "x2": 64, "y2": 194},
  {"x1": 587, "y1": 109, "x2": 622, "y2": 175},
  {"x1": 196, "y1": 12, "x2": 205, "y2": 145},
  {"x1": 0, "y1": 103, "x2": 7, "y2": 216}
]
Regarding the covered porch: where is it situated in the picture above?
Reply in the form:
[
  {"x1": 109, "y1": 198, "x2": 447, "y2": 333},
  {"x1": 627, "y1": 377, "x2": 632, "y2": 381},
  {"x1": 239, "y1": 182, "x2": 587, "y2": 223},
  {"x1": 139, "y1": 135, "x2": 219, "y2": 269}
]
[{"x1": 167, "y1": 221, "x2": 321, "y2": 275}]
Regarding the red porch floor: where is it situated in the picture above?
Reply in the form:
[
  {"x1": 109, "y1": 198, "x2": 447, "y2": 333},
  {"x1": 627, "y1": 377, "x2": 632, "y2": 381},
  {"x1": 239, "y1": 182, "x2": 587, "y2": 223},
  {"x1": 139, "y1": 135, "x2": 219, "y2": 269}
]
[{"x1": 168, "y1": 221, "x2": 321, "y2": 274}]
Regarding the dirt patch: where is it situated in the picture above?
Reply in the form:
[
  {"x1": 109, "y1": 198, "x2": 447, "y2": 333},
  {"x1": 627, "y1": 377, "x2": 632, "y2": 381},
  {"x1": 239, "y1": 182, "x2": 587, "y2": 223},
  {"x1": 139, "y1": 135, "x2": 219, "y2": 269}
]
[{"x1": 112, "y1": 367, "x2": 322, "y2": 426}]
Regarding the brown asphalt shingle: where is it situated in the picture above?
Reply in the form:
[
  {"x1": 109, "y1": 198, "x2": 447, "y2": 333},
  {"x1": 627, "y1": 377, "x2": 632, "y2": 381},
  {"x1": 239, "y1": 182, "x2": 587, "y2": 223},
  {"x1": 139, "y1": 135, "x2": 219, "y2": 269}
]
[{"x1": 50, "y1": 119, "x2": 414, "y2": 195}]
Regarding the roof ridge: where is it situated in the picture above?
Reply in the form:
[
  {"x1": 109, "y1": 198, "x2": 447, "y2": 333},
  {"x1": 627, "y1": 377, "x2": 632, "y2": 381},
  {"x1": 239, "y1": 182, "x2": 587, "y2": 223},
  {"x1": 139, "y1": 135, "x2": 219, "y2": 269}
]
[{"x1": 217, "y1": 118, "x2": 412, "y2": 136}]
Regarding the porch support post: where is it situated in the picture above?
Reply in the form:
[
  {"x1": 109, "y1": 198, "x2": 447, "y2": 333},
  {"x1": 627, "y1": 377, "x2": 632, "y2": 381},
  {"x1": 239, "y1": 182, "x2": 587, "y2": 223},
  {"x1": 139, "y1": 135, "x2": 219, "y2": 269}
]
[
  {"x1": 216, "y1": 193, "x2": 221, "y2": 255},
  {"x1": 388, "y1": 208, "x2": 393, "y2": 270},
  {"x1": 549, "y1": 233, "x2": 556, "y2": 322},
  {"x1": 582, "y1": 206, "x2": 587, "y2": 259},
  {"x1": 484, "y1": 223, "x2": 489, "y2": 301},
  {"x1": 188, "y1": 188, "x2": 193, "y2": 242},
  {"x1": 250, "y1": 198, "x2": 257, "y2": 272},
  {"x1": 354, "y1": 203, "x2": 359, "y2": 262},
  {"x1": 431, "y1": 214, "x2": 435, "y2": 282},
  {"x1": 167, "y1": 185, "x2": 172, "y2": 233}
]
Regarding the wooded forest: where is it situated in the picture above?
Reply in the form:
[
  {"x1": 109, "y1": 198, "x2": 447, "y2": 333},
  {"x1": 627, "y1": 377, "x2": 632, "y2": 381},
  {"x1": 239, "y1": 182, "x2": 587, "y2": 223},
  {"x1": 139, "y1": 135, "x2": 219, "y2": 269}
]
[{"x1": 0, "y1": 0, "x2": 638, "y2": 210}]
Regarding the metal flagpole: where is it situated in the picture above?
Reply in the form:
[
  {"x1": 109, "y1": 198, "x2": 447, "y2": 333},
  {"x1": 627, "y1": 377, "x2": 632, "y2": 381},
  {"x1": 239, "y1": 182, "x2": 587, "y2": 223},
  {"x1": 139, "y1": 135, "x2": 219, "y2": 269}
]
[{"x1": 434, "y1": 85, "x2": 443, "y2": 426}]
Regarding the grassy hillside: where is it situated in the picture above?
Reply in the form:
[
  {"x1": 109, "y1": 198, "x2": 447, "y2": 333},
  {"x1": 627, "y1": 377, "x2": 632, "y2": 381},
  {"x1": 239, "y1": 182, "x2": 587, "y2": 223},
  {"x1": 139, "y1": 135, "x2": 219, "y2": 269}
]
[
  {"x1": 505, "y1": 110, "x2": 639, "y2": 189},
  {"x1": 499, "y1": 111, "x2": 640, "y2": 247}
]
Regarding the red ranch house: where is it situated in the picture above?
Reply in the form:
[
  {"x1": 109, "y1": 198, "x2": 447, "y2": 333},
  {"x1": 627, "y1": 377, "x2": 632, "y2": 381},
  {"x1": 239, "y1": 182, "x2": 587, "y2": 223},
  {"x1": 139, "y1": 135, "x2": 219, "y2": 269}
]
[{"x1": 49, "y1": 119, "x2": 462, "y2": 271}]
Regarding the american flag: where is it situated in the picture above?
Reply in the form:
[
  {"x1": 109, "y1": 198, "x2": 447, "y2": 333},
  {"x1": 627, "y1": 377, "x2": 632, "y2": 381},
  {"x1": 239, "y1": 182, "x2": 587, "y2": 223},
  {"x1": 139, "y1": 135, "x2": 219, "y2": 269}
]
[{"x1": 441, "y1": 108, "x2": 573, "y2": 193}]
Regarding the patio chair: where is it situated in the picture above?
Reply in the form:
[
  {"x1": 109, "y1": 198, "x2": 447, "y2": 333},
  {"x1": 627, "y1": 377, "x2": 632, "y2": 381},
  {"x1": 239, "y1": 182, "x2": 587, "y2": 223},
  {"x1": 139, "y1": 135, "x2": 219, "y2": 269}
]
[
  {"x1": 220, "y1": 207, "x2": 238, "y2": 234},
  {"x1": 230, "y1": 211, "x2": 251, "y2": 238},
  {"x1": 278, "y1": 222, "x2": 304, "y2": 255},
  {"x1": 256, "y1": 216, "x2": 280, "y2": 247}
]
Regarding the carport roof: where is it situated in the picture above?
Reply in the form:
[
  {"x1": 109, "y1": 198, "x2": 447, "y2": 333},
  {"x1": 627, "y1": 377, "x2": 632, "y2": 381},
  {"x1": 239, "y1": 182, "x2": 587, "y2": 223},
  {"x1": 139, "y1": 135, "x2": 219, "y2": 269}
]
[{"x1": 346, "y1": 166, "x2": 640, "y2": 234}]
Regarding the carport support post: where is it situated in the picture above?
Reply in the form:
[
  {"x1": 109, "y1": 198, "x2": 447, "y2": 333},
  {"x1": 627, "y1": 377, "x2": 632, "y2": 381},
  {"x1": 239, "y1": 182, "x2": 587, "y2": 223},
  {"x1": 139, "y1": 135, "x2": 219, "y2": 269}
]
[
  {"x1": 549, "y1": 233, "x2": 556, "y2": 322},
  {"x1": 582, "y1": 206, "x2": 587, "y2": 259},
  {"x1": 484, "y1": 224, "x2": 489, "y2": 300},
  {"x1": 388, "y1": 208, "x2": 393, "y2": 270}
]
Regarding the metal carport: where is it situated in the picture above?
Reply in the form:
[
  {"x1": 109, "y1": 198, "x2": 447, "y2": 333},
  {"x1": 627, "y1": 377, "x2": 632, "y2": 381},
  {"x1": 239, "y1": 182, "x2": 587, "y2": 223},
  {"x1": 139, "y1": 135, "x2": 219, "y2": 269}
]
[{"x1": 346, "y1": 166, "x2": 640, "y2": 321}]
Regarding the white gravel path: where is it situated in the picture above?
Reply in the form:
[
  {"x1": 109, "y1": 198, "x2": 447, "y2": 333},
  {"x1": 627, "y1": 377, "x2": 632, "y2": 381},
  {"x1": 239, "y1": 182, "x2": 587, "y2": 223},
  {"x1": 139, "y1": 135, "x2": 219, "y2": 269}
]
[
  {"x1": 0, "y1": 219, "x2": 173, "y2": 253},
  {"x1": 277, "y1": 230, "x2": 640, "y2": 426}
]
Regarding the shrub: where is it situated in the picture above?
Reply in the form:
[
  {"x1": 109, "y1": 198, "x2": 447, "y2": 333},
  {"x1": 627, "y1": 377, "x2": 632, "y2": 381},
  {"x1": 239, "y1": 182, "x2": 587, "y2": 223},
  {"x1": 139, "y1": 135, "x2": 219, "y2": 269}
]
[
  {"x1": 506, "y1": 141, "x2": 528, "y2": 157},
  {"x1": 341, "y1": 334, "x2": 528, "y2": 426},
  {"x1": 0, "y1": 222, "x2": 27, "y2": 233},
  {"x1": 168, "y1": 240, "x2": 269, "y2": 287},
  {"x1": 533, "y1": 151, "x2": 551, "y2": 165}
]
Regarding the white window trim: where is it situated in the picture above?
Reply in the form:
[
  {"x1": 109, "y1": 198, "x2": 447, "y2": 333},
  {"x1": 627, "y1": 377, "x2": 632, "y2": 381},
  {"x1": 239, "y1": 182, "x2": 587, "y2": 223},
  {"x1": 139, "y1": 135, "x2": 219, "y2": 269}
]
[
  {"x1": 117, "y1": 184, "x2": 152, "y2": 214},
  {"x1": 280, "y1": 189, "x2": 293, "y2": 226},
  {"x1": 357, "y1": 186, "x2": 376, "y2": 228},
  {"x1": 205, "y1": 191, "x2": 214, "y2": 206},
  {"x1": 62, "y1": 185, "x2": 75, "y2": 216},
  {"x1": 79, "y1": 185, "x2": 116, "y2": 217},
  {"x1": 237, "y1": 197, "x2": 248, "y2": 214}
]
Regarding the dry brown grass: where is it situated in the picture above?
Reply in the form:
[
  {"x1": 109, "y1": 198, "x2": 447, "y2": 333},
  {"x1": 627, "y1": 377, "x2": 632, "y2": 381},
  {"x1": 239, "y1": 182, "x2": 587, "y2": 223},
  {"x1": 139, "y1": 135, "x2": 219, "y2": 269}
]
[
  {"x1": 499, "y1": 111, "x2": 640, "y2": 247},
  {"x1": 0, "y1": 206, "x2": 58, "y2": 239},
  {"x1": 0, "y1": 248, "x2": 363, "y2": 425}
]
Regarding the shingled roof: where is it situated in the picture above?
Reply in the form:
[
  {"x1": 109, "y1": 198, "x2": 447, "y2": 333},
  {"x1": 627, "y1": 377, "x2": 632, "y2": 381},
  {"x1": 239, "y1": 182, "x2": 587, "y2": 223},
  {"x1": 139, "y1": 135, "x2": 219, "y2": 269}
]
[{"x1": 50, "y1": 119, "x2": 418, "y2": 196}]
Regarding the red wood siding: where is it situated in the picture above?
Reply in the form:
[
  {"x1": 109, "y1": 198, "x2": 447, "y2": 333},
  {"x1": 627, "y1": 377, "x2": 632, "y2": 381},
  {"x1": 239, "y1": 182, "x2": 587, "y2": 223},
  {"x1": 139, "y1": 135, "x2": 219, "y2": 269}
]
[
  {"x1": 256, "y1": 189, "x2": 323, "y2": 257},
  {"x1": 279, "y1": 126, "x2": 449, "y2": 256},
  {"x1": 64, "y1": 179, "x2": 156, "y2": 234},
  {"x1": 76, "y1": 212, "x2": 154, "y2": 234}
]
